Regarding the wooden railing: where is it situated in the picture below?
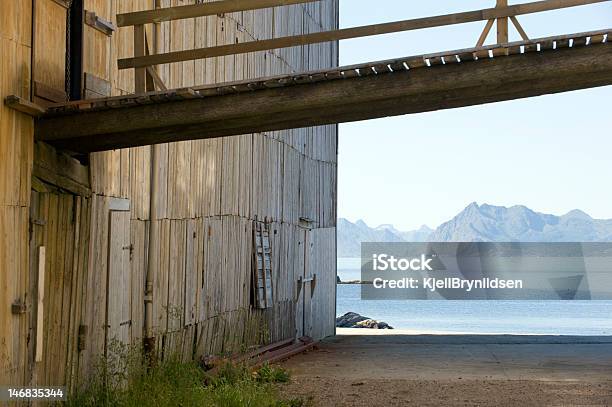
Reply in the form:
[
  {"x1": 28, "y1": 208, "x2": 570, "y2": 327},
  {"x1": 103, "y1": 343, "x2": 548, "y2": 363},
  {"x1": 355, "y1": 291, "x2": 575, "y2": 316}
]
[{"x1": 117, "y1": 0, "x2": 611, "y2": 93}]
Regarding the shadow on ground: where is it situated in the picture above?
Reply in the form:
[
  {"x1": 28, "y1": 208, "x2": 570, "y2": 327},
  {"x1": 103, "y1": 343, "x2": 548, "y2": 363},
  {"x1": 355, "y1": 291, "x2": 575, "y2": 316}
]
[{"x1": 278, "y1": 333, "x2": 612, "y2": 406}]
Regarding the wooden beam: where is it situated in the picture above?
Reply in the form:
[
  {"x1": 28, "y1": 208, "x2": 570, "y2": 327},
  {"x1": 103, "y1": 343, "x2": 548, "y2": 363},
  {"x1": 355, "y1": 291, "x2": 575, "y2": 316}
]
[
  {"x1": 146, "y1": 66, "x2": 167, "y2": 91},
  {"x1": 117, "y1": 0, "x2": 322, "y2": 27},
  {"x1": 84, "y1": 10, "x2": 116, "y2": 36},
  {"x1": 38, "y1": 43, "x2": 612, "y2": 153},
  {"x1": 511, "y1": 16, "x2": 530, "y2": 40},
  {"x1": 4, "y1": 95, "x2": 46, "y2": 117},
  {"x1": 33, "y1": 142, "x2": 91, "y2": 197},
  {"x1": 477, "y1": 19, "x2": 495, "y2": 47},
  {"x1": 118, "y1": 0, "x2": 611, "y2": 69}
]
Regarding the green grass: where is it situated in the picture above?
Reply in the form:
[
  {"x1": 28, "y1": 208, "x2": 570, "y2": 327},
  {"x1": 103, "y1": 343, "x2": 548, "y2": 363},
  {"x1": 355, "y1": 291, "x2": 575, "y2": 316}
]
[{"x1": 66, "y1": 342, "x2": 306, "y2": 407}]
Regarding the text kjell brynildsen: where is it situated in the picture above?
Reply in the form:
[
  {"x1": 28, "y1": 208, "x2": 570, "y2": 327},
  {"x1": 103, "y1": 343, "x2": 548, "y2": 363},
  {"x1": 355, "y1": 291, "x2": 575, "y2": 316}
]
[{"x1": 370, "y1": 254, "x2": 524, "y2": 292}]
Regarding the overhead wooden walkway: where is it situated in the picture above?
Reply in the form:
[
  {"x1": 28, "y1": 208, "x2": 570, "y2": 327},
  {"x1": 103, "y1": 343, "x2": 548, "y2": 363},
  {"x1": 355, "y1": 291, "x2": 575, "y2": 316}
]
[
  {"x1": 4, "y1": 0, "x2": 611, "y2": 152},
  {"x1": 32, "y1": 30, "x2": 611, "y2": 152}
]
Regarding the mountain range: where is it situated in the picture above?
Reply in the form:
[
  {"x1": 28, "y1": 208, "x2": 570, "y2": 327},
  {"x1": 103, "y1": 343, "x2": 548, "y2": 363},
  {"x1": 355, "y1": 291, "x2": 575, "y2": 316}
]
[{"x1": 338, "y1": 202, "x2": 612, "y2": 257}]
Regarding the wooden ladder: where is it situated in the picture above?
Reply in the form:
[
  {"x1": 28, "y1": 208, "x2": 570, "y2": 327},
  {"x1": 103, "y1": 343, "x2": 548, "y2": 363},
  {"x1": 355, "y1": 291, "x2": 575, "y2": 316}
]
[{"x1": 253, "y1": 221, "x2": 273, "y2": 309}]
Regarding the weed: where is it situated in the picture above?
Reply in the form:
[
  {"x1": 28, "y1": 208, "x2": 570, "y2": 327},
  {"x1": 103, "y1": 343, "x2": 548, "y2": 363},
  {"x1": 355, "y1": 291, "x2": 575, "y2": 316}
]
[{"x1": 66, "y1": 341, "x2": 304, "y2": 407}]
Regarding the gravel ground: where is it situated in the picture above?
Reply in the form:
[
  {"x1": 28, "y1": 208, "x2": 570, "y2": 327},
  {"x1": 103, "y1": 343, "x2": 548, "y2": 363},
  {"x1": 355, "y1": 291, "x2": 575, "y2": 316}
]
[{"x1": 277, "y1": 332, "x2": 612, "y2": 406}]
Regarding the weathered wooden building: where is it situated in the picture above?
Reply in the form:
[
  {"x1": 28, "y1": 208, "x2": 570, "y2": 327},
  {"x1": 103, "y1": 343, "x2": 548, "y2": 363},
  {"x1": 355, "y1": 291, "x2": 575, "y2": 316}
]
[{"x1": 0, "y1": 0, "x2": 338, "y2": 389}]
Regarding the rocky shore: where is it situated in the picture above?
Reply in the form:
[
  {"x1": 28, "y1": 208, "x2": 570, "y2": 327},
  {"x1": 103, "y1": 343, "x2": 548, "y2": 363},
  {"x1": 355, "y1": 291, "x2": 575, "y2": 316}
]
[{"x1": 336, "y1": 312, "x2": 393, "y2": 329}]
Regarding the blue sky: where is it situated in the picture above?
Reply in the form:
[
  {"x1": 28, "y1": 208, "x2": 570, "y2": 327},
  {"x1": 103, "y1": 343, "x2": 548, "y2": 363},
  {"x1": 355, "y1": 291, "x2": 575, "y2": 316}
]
[{"x1": 337, "y1": 0, "x2": 612, "y2": 231}]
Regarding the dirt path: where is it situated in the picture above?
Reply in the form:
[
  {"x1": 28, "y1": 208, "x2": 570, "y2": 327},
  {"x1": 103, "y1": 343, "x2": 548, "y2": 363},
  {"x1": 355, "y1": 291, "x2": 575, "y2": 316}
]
[{"x1": 278, "y1": 331, "x2": 612, "y2": 406}]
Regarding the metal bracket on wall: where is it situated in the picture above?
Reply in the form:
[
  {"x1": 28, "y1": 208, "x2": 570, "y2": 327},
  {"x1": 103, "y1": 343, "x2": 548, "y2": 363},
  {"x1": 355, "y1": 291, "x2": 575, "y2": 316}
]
[{"x1": 85, "y1": 10, "x2": 116, "y2": 36}]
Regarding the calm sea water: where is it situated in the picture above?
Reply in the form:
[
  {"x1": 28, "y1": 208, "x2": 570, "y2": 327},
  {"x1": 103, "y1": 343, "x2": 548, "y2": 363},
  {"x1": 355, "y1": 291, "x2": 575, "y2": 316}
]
[{"x1": 337, "y1": 258, "x2": 612, "y2": 335}]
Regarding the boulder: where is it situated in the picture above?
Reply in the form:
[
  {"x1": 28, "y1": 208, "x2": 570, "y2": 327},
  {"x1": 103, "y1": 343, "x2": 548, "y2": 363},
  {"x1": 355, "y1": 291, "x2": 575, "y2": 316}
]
[{"x1": 335, "y1": 312, "x2": 393, "y2": 329}]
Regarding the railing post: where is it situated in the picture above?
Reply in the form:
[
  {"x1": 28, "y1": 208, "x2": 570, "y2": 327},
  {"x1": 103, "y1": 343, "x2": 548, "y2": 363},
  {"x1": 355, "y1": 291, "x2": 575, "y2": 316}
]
[
  {"x1": 134, "y1": 24, "x2": 146, "y2": 93},
  {"x1": 496, "y1": 0, "x2": 509, "y2": 43}
]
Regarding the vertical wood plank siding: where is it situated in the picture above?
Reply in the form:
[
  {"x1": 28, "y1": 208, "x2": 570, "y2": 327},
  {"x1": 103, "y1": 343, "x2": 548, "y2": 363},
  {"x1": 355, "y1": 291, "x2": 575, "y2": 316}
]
[{"x1": 0, "y1": 0, "x2": 338, "y2": 386}]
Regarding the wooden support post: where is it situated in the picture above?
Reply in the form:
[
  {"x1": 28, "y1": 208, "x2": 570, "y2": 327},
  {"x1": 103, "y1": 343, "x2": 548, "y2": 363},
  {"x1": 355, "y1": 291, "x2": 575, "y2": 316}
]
[
  {"x1": 134, "y1": 24, "x2": 146, "y2": 93},
  {"x1": 144, "y1": 32, "x2": 166, "y2": 91},
  {"x1": 146, "y1": 67, "x2": 167, "y2": 91},
  {"x1": 497, "y1": 0, "x2": 509, "y2": 43}
]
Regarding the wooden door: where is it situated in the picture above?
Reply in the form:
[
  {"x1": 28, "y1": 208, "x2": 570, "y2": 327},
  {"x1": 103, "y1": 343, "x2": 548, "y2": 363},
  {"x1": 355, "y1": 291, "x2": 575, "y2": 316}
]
[
  {"x1": 303, "y1": 231, "x2": 315, "y2": 338},
  {"x1": 28, "y1": 189, "x2": 90, "y2": 389},
  {"x1": 106, "y1": 210, "x2": 131, "y2": 349},
  {"x1": 295, "y1": 228, "x2": 314, "y2": 338}
]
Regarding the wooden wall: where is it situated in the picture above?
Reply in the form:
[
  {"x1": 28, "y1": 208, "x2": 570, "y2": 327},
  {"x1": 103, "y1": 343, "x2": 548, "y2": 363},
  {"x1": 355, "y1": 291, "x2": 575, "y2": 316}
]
[
  {"x1": 1, "y1": 0, "x2": 338, "y2": 387},
  {"x1": 0, "y1": 0, "x2": 33, "y2": 388},
  {"x1": 83, "y1": 0, "x2": 339, "y2": 365}
]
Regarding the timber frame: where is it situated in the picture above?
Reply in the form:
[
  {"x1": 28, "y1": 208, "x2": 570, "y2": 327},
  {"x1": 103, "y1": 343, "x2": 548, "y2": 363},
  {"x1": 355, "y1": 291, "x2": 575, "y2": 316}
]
[
  {"x1": 9, "y1": 0, "x2": 611, "y2": 152},
  {"x1": 117, "y1": 0, "x2": 610, "y2": 74},
  {"x1": 33, "y1": 30, "x2": 612, "y2": 152}
]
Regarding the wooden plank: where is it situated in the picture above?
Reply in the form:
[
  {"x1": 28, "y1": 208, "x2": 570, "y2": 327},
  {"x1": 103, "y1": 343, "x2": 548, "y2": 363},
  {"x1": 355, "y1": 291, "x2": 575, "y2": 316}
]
[
  {"x1": 108, "y1": 197, "x2": 130, "y2": 211},
  {"x1": 34, "y1": 81, "x2": 67, "y2": 103},
  {"x1": 36, "y1": 247, "x2": 45, "y2": 363},
  {"x1": 117, "y1": 0, "x2": 323, "y2": 27},
  {"x1": 118, "y1": 0, "x2": 611, "y2": 68},
  {"x1": 84, "y1": 73, "x2": 112, "y2": 98},
  {"x1": 34, "y1": 142, "x2": 90, "y2": 187},
  {"x1": 510, "y1": 16, "x2": 530, "y2": 40},
  {"x1": 84, "y1": 10, "x2": 116, "y2": 37},
  {"x1": 32, "y1": 168, "x2": 91, "y2": 198},
  {"x1": 107, "y1": 211, "x2": 131, "y2": 348},
  {"x1": 253, "y1": 338, "x2": 316, "y2": 366},
  {"x1": 38, "y1": 42, "x2": 612, "y2": 152},
  {"x1": 476, "y1": 19, "x2": 495, "y2": 47},
  {"x1": 146, "y1": 66, "x2": 168, "y2": 91},
  {"x1": 4, "y1": 95, "x2": 46, "y2": 117}
]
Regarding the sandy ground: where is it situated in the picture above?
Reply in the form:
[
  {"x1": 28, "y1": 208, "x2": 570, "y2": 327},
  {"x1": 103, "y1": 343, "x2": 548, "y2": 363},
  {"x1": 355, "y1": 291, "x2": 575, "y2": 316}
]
[{"x1": 277, "y1": 330, "x2": 612, "y2": 406}]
